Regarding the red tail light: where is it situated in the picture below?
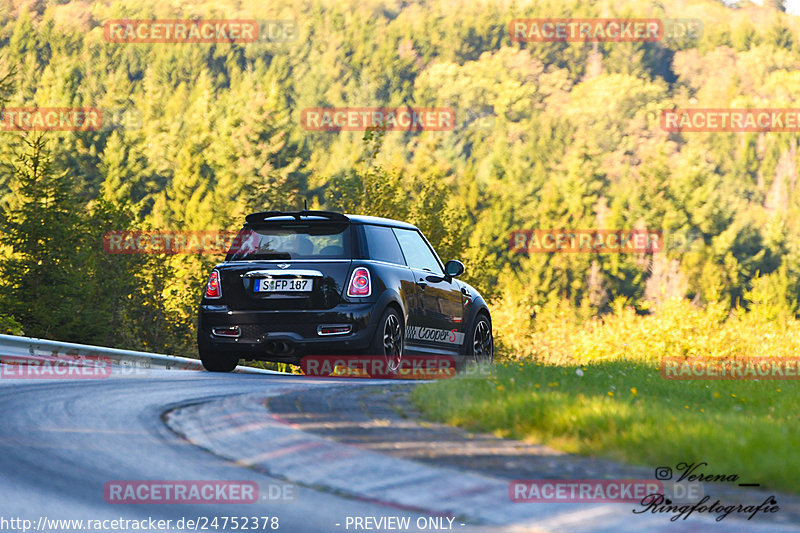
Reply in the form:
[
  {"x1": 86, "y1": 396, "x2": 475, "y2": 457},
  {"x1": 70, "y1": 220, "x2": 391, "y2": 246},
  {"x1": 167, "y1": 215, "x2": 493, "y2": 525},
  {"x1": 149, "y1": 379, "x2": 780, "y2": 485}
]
[
  {"x1": 347, "y1": 267, "x2": 371, "y2": 297},
  {"x1": 205, "y1": 270, "x2": 222, "y2": 299}
]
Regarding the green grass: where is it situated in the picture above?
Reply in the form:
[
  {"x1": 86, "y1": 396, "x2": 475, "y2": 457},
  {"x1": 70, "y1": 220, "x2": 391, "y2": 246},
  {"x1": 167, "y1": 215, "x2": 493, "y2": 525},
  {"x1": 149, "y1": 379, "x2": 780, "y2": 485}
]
[{"x1": 411, "y1": 360, "x2": 800, "y2": 493}]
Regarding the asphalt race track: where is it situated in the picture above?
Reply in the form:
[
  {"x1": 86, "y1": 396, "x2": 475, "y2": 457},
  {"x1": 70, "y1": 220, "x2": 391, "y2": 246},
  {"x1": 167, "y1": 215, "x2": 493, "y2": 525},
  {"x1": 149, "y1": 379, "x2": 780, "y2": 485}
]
[
  {"x1": 1, "y1": 367, "x2": 796, "y2": 533},
  {"x1": 0, "y1": 370, "x2": 437, "y2": 532}
]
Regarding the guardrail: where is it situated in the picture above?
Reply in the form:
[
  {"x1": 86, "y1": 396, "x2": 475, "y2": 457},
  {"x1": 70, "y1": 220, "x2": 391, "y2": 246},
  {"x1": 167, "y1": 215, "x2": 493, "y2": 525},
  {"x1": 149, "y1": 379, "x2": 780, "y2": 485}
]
[{"x1": 0, "y1": 334, "x2": 278, "y2": 375}]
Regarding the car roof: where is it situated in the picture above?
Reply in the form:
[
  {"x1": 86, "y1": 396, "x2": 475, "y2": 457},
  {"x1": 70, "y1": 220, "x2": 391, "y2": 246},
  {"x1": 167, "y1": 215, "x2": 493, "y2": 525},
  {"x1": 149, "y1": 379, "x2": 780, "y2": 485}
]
[{"x1": 244, "y1": 211, "x2": 418, "y2": 230}]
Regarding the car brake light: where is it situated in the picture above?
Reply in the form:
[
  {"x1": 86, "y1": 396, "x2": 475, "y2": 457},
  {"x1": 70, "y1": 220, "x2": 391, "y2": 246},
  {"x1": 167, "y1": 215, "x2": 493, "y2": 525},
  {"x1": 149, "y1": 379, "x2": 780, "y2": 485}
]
[
  {"x1": 347, "y1": 267, "x2": 371, "y2": 297},
  {"x1": 205, "y1": 270, "x2": 222, "y2": 299}
]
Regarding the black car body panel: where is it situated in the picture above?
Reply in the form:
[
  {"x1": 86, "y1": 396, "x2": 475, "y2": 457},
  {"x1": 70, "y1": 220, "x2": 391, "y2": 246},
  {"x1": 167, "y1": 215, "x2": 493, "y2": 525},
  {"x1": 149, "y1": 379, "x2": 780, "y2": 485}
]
[{"x1": 197, "y1": 211, "x2": 491, "y2": 367}]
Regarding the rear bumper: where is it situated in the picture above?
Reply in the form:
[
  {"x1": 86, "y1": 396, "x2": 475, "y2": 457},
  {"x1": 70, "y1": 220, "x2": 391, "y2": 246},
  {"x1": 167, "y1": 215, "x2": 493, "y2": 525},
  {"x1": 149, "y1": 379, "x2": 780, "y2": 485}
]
[{"x1": 197, "y1": 303, "x2": 378, "y2": 362}]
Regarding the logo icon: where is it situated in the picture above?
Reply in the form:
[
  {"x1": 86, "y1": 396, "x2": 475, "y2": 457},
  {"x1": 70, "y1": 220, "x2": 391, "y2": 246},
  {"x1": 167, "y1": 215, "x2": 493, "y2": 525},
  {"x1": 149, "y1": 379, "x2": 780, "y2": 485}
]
[
  {"x1": 655, "y1": 467, "x2": 673, "y2": 480},
  {"x1": 277, "y1": 263, "x2": 290, "y2": 269}
]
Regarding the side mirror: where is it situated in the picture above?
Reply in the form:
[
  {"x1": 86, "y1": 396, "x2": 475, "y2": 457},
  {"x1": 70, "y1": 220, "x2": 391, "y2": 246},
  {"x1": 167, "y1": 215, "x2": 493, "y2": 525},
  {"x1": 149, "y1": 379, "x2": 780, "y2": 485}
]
[{"x1": 444, "y1": 260, "x2": 465, "y2": 278}]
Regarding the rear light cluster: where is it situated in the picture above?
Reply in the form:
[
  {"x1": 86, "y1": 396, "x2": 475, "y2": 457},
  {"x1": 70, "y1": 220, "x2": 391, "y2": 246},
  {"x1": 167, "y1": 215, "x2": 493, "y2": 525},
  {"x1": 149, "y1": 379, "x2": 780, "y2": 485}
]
[
  {"x1": 347, "y1": 267, "x2": 371, "y2": 297},
  {"x1": 205, "y1": 270, "x2": 222, "y2": 299}
]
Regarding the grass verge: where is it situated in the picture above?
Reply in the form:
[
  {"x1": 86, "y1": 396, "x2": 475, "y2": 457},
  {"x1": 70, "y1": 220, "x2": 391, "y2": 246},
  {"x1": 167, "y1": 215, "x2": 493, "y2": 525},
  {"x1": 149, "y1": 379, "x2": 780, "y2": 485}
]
[{"x1": 411, "y1": 360, "x2": 800, "y2": 493}]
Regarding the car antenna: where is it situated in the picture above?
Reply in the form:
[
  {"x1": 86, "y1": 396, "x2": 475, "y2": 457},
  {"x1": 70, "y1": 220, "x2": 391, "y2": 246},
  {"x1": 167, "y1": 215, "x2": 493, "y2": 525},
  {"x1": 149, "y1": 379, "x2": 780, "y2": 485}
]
[{"x1": 304, "y1": 199, "x2": 308, "y2": 210}]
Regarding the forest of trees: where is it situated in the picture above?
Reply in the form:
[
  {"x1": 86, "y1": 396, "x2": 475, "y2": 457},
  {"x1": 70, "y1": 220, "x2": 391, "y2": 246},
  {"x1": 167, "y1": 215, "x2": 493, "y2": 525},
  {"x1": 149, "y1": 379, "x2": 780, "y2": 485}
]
[{"x1": 0, "y1": 0, "x2": 799, "y2": 358}]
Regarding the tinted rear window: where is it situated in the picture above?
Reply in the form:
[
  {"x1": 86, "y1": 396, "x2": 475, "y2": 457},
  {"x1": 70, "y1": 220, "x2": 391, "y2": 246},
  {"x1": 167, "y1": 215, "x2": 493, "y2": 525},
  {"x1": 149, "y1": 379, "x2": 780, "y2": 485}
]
[
  {"x1": 226, "y1": 223, "x2": 350, "y2": 260},
  {"x1": 364, "y1": 225, "x2": 406, "y2": 265}
]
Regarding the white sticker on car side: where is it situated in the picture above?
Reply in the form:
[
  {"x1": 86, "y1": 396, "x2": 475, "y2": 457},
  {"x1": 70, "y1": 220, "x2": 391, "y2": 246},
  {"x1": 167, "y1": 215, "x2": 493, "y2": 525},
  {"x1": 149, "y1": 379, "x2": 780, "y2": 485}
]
[{"x1": 406, "y1": 326, "x2": 465, "y2": 345}]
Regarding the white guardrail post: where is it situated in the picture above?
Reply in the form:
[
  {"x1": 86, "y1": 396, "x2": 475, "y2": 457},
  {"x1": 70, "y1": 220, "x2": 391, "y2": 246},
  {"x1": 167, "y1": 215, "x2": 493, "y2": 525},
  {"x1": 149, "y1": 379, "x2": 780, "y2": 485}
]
[{"x1": 0, "y1": 334, "x2": 278, "y2": 375}]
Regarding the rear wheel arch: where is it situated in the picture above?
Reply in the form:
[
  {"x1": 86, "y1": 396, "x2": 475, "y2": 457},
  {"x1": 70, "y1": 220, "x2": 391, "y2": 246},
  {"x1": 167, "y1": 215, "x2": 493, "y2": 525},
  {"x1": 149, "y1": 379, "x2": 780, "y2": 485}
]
[
  {"x1": 371, "y1": 289, "x2": 406, "y2": 330},
  {"x1": 476, "y1": 308, "x2": 492, "y2": 327},
  {"x1": 384, "y1": 301, "x2": 405, "y2": 330}
]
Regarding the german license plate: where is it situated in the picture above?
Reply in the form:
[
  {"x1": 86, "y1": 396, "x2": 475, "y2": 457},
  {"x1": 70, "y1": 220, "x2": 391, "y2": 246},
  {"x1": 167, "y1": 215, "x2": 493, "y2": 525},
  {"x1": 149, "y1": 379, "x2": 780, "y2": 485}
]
[{"x1": 255, "y1": 278, "x2": 312, "y2": 292}]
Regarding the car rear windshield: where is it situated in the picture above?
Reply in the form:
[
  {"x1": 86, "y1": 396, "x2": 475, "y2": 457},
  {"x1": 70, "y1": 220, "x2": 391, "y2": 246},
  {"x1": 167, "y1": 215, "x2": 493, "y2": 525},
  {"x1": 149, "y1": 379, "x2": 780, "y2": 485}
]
[{"x1": 226, "y1": 222, "x2": 351, "y2": 261}]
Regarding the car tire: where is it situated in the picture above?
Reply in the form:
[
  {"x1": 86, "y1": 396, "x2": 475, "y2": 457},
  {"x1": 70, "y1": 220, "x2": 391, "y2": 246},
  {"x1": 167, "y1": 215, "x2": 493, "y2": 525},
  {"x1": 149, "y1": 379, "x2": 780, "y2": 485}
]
[
  {"x1": 463, "y1": 313, "x2": 493, "y2": 372},
  {"x1": 367, "y1": 307, "x2": 404, "y2": 376},
  {"x1": 199, "y1": 346, "x2": 239, "y2": 373}
]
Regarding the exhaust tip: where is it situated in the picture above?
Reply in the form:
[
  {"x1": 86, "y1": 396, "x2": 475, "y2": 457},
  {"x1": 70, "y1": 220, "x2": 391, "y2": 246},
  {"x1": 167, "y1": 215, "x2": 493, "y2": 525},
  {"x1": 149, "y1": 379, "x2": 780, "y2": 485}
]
[{"x1": 266, "y1": 340, "x2": 294, "y2": 355}]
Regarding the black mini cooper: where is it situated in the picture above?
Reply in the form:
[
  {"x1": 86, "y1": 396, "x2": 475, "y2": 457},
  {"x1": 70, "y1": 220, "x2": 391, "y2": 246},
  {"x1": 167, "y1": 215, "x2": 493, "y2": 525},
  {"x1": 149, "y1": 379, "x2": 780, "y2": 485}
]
[{"x1": 197, "y1": 210, "x2": 493, "y2": 372}]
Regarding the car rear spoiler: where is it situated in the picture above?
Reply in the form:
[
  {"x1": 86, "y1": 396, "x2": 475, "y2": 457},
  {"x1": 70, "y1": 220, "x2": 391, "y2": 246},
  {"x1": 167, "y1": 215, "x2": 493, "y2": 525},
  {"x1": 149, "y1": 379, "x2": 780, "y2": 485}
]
[{"x1": 245, "y1": 210, "x2": 350, "y2": 224}]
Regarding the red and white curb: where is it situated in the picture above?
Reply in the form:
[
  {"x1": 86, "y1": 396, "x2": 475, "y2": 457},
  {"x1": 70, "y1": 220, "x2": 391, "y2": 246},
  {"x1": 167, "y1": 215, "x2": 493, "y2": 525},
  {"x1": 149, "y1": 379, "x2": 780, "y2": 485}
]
[{"x1": 164, "y1": 390, "x2": 795, "y2": 533}]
